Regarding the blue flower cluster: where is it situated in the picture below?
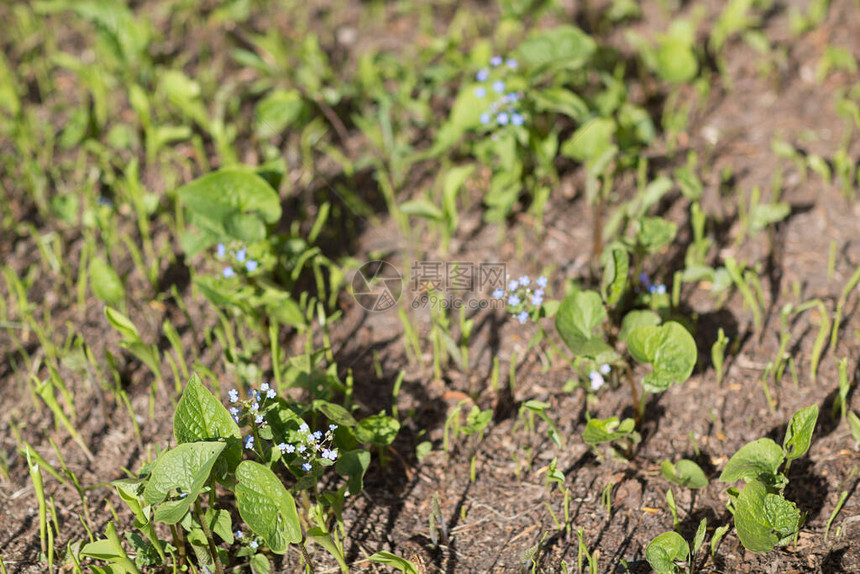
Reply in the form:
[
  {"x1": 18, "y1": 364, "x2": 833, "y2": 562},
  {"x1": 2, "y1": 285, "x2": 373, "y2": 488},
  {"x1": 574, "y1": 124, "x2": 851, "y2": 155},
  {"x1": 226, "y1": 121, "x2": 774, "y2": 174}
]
[
  {"x1": 216, "y1": 242, "x2": 259, "y2": 278},
  {"x1": 226, "y1": 383, "x2": 339, "y2": 473},
  {"x1": 588, "y1": 363, "x2": 611, "y2": 391},
  {"x1": 493, "y1": 274, "x2": 548, "y2": 323},
  {"x1": 474, "y1": 56, "x2": 525, "y2": 129},
  {"x1": 277, "y1": 422, "x2": 339, "y2": 472},
  {"x1": 638, "y1": 272, "x2": 666, "y2": 294}
]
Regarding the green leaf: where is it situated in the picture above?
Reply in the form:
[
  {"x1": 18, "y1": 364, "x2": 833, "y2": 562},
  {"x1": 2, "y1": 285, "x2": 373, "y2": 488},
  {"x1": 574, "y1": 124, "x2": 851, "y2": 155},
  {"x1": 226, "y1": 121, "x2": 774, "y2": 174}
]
[
  {"x1": 662, "y1": 459, "x2": 708, "y2": 489},
  {"x1": 733, "y1": 479, "x2": 800, "y2": 553},
  {"x1": 719, "y1": 438, "x2": 784, "y2": 484},
  {"x1": 142, "y1": 442, "x2": 225, "y2": 523},
  {"x1": 555, "y1": 290, "x2": 612, "y2": 359},
  {"x1": 81, "y1": 522, "x2": 142, "y2": 574},
  {"x1": 601, "y1": 248, "x2": 629, "y2": 306},
  {"x1": 335, "y1": 449, "x2": 371, "y2": 495},
  {"x1": 89, "y1": 257, "x2": 124, "y2": 306},
  {"x1": 255, "y1": 90, "x2": 308, "y2": 138},
  {"x1": 848, "y1": 411, "x2": 860, "y2": 443},
  {"x1": 582, "y1": 416, "x2": 636, "y2": 446},
  {"x1": 656, "y1": 38, "x2": 698, "y2": 83},
  {"x1": 399, "y1": 198, "x2": 444, "y2": 221},
  {"x1": 692, "y1": 517, "x2": 708, "y2": 555},
  {"x1": 634, "y1": 217, "x2": 677, "y2": 253},
  {"x1": 104, "y1": 307, "x2": 140, "y2": 341},
  {"x1": 173, "y1": 374, "x2": 242, "y2": 469},
  {"x1": 355, "y1": 413, "x2": 400, "y2": 447},
  {"x1": 311, "y1": 400, "x2": 357, "y2": 427},
  {"x1": 532, "y1": 87, "x2": 588, "y2": 121},
  {"x1": 626, "y1": 322, "x2": 697, "y2": 392},
  {"x1": 235, "y1": 461, "x2": 302, "y2": 553},
  {"x1": 177, "y1": 168, "x2": 281, "y2": 255},
  {"x1": 561, "y1": 118, "x2": 616, "y2": 163},
  {"x1": 205, "y1": 508, "x2": 234, "y2": 544},
  {"x1": 783, "y1": 405, "x2": 818, "y2": 461},
  {"x1": 368, "y1": 551, "x2": 420, "y2": 574},
  {"x1": 618, "y1": 310, "x2": 661, "y2": 342},
  {"x1": 515, "y1": 25, "x2": 596, "y2": 72},
  {"x1": 750, "y1": 203, "x2": 791, "y2": 232},
  {"x1": 645, "y1": 531, "x2": 689, "y2": 573},
  {"x1": 250, "y1": 554, "x2": 271, "y2": 574}
]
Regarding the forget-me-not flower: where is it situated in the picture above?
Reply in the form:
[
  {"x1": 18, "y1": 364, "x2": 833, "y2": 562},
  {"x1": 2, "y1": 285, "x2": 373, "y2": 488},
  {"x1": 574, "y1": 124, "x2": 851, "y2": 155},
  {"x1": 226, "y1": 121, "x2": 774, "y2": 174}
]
[
  {"x1": 474, "y1": 86, "x2": 487, "y2": 98},
  {"x1": 476, "y1": 68, "x2": 489, "y2": 82},
  {"x1": 589, "y1": 371, "x2": 605, "y2": 391},
  {"x1": 223, "y1": 267, "x2": 235, "y2": 278},
  {"x1": 508, "y1": 294, "x2": 521, "y2": 306},
  {"x1": 518, "y1": 275, "x2": 530, "y2": 287},
  {"x1": 235, "y1": 249, "x2": 246, "y2": 263},
  {"x1": 216, "y1": 243, "x2": 226, "y2": 258},
  {"x1": 492, "y1": 80, "x2": 506, "y2": 93},
  {"x1": 536, "y1": 276, "x2": 548, "y2": 288},
  {"x1": 490, "y1": 56, "x2": 503, "y2": 66},
  {"x1": 516, "y1": 311, "x2": 529, "y2": 324},
  {"x1": 244, "y1": 436, "x2": 255, "y2": 450},
  {"x1": 492, "y1": 288, "x2": 504, "y2": 299}
]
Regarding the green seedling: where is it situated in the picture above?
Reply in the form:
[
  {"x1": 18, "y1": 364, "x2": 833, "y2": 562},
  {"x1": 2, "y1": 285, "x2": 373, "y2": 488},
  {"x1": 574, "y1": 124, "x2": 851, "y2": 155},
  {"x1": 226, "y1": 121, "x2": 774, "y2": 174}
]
[
  {"x1": 719, "y1": 405, "x2": 818, "y2": 552},
  {"x1": 662, "y1": 459, "x2": 708, "y2": 489},
  {"x1": 83, "y1": 374, "x2": 391, "y2": 573},
  {"x1": 646, "y1": 517, "x2": 708, "y2": 574},
  {"x1": 711, "y1": 328, "x2": 729, "y2": 384}
]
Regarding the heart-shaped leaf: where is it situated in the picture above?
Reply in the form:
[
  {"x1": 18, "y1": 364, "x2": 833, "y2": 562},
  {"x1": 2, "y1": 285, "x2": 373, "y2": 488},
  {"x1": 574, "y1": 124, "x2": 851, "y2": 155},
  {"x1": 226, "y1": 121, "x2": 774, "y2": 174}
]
[{"x1": 235, "y1": 461, "x2": 302, "y2": 553}]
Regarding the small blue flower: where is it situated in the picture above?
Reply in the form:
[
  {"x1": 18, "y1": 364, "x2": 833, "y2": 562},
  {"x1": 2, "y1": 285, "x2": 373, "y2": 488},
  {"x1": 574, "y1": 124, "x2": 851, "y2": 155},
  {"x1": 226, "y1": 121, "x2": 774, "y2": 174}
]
[
  {"x1": 216, "y1": 243, "x2": 226, "y2": 258},
  {"x1": 322, "y1": 448, "x2": 338, "y2": 461},
  {"x1": 302, "y1": 462, "x2": 312, "y2": 472},
  {"x1": 244, "y1": 436, "x2": 255, "y2": 450},
  {"x1": 476, "y1": 68, "x2": 489, "y2": 82},
  {"x1": 229, "y1": 407, "x2": 239, "y2": 416},
  {"x1": 235, "y1": 249, "x2": 246, "y2": 263},
  {"x1": 255, "y1": 414, "x2": 264, "y2": 425},
  {"x1": 516, "y1": 311, "x2": 529, "y2": 324},
  {"x1": 589, "y1": 371, "x2": 605, "y2": 391},
  {"x1": 492, "y1": 80, "x2": 506, "y2": 93},
  {"x1": 505, "y1": 92, "x2": 520, "y2": 103},
  {"x1": 474, "y1": 86, "x2": 487, "y2": 98},
  {"x1": 508, "y1": 294, "x2": 521, "y2": 306},
  {"x1": 534, "y1": 288, "x2": 545, "y2": 298},
  {"x1": 639, "y1": 272, "x2": 651, "y2": 289},
  {"x1": 329, "y1": 424, "x2": 338, "y2": 431},
  {"x1": 222, "y1": 266, "x2": 235, "y2": 278},
  {"x1": 508, "y1": 279, "x2": 519, "y2": 291},
  {"x1": 250, "y1": 402, "x2": 259, "y2": 412},
  {"x1": 506, "y1": 58, "x2": 518, "y2": 69},
  {"x1": 266, "y1": 388, "x2": 276, "y2": 399},
  {"x1": 235, "y1": 530, "x2": 243, "y2": 539},
  {"x1": 512, "y1": 113, "x2": 524, "y2": 126},
  {"x1": 260, "y1": 382, "x2": 270, "y2": 392},
  {"x1": 297, "y1": 444, "x2": 306, "y2": 453},
  {"x1": 313, "y1": 430, "x2": 323, "y2": 440},
  {"x1": 518, "y1": 275, "x2": 530, "y2": 287},
  {"x1": 480, "y1": 112, "x2": 491, "y2": 125},
  {"x1": 244, "y1": 260, "x2": 258, "y2": 272},
  {"x1": 232, "y1": 415, "x2": 239, "y2": 423},
  {"x1": 299, "y1": 422, "x2": 310, "y2": 433},
  {"x1": 656, "y1": 284, "x2": 667, "y2": 295},
  {"x1": 599, "y1": 363, "x2": 611, "y2": 375},
  {"x1": 492, "y1": 288, "x2": 504, "y2": 299},
  {"x1": 531, "y1": 293, "x2": 543, "y2": 306},
  {"x1": 536, "y1": 276, "x2": 548, "y2": 288},
  {"x1": 228, "y1": 389, "x2": 239, "y2": 403},
  {"x1": 497, "y1": 112, "x2": 509, "y2": 125},
  {"x1": 250, "y1": 540, "x2": 259, "y2": 549},
  {"x1": 490, "y1": 56, "x2": 503, "y2": 67}
]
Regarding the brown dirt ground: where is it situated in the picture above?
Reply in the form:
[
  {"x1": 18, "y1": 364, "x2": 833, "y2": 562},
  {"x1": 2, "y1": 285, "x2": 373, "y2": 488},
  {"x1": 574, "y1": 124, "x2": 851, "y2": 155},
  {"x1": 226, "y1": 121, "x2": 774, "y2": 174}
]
[{"x1": 2, "y1": 0, "x2": 860, "y2": 573}]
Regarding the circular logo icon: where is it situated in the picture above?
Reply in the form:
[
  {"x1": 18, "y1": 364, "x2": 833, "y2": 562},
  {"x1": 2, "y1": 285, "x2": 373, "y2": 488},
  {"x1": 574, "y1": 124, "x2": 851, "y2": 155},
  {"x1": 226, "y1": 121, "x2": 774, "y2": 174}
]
[{"x1": 351, "y1": 260, "x2": 402, "y2": 312}]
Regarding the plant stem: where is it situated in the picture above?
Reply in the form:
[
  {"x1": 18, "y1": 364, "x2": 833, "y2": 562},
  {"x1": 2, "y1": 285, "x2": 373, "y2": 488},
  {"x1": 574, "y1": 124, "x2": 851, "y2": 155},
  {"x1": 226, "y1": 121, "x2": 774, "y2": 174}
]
[
  {"x1": 195, "y1": 499, "x2": 224, "y2": 574},
  {"x1": 623, "y1": 364, "x2": 642, "y2": 427}
]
